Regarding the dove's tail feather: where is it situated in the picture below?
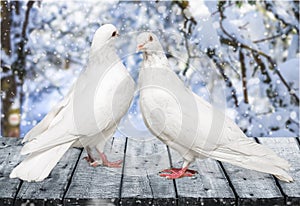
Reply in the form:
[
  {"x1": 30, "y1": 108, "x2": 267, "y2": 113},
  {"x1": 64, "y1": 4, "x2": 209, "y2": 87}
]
[
  {"x1": 202, "y1": 139, "x2": 293, "y2": 182},
  {"x1": 21, "y1": 130, "x2": 77, "y2": 155},
  {"x1": 10, "y1": 141, "x2": 74, "y2": 182}
]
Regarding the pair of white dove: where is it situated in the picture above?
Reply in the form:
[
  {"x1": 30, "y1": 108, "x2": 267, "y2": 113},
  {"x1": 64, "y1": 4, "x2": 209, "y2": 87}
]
[{"x1": 10, "y1": 24, "x2": 293, "y2": 182}]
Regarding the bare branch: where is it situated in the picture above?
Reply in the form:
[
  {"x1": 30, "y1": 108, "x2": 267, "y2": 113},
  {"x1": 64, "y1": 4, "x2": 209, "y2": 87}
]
[
  {"x1": 206, "y1": 49, "x2": 239, "y2": 107},
  {"x1": 239, "y1": 50, "x2": 249, "y2": 104},
  {"x1": 264, "y1": 1, "x2": 299, "y2": 34},
  {"x1": 1, "y1": 0, "x2": 12, "y2": 56},
  {"x1": 174, "y1": 1, "x2": 239, "y2": 107},
  {"x1": 253, "y1": 26, "x2": 293, "y2": 43},
  {"x1": 218, "y1": 4, "x2": 299, "y2": 104}
]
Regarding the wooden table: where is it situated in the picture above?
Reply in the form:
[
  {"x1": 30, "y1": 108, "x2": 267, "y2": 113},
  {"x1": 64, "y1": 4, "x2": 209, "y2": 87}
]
[{"x1": 0, "y1": 137, "x2": 299, "y2": 206}]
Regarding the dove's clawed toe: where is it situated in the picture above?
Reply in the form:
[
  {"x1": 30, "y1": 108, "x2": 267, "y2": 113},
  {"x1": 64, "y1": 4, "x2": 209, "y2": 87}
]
[
  {"x1": 159, "y1": 167, "x2": 197, "y2": 179},
  {"x1": 99, "y1": 152, "x2": 123, "y2": 168},
  {"x1": 83, "y1": 155, "x2": 95, "y2": 163},
  {"x1": 102, "y1": 159, "x2": 123, "y2": 168},
  {"x1": 84, "y1": 152, "x2": 123, "y2": 168}
]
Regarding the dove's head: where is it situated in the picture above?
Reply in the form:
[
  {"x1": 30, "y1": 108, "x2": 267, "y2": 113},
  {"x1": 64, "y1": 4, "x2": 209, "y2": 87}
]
[
  {"x1": 91, "y1": 24, "x2": 119, "y2": 49},
  {"x1": 136, "y1": 32, "x2": 163, "y2": 53}
]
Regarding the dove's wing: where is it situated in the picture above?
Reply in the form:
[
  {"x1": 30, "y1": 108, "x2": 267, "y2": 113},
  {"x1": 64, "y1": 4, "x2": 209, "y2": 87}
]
[
  {"x1": 21, "y1": 60, "x2": 134, "y2": 155},
  {"x1": 22, "y1": 84, "x2": 75, "y2": 143},
  {"x1": 11, "y1": 87, "x2": 77, "y2": 181}
]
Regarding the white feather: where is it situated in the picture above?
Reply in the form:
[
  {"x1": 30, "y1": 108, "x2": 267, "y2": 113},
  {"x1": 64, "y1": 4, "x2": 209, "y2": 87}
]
[{"x1": 10, "y1": 141, "x2": 74, "y2": 182}]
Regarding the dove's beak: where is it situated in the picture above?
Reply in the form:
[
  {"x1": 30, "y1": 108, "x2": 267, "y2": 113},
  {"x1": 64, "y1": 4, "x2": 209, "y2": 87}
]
[{"x1": 136, "y1": 44, "x2": 144, "y2": 52}]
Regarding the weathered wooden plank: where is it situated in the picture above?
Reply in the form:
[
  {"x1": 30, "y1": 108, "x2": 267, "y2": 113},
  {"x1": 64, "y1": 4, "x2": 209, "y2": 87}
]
[
  {"x1": 168, "y1": 148, "x2": 236, "y2": 205},
  {"x1": 259, "y1": 138, "x2": 300, "y2": 206},
  {"x1": 64, "y1": 137, "x2": 125, "y2": 205},
  {"x1": 0, "y1": 138, "x2": 24, "y2": 206},
  {"x1": 14, "y1": 147, "x2": 82, "y2": 205},
  {"x1": 220, "y1": 138, "x2": 285, "y2": 206},
  {"x1": 120, "y1": 137, "x2": 176, "y2": 205}
]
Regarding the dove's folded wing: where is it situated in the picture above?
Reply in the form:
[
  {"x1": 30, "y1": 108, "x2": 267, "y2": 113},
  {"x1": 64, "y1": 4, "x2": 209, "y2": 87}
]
[
  {"x1": 21, "y1": 66, "x2": 134, "y2": 155},
  {"x1": 22, "y1": 84, "x2": 75, "y2": 143},
  {"x1": 158, "y1": 90, "x2": 292, "y2": 182},
  {"x1": 20, "y1": 103, "x2": 114, "y2": 155}
]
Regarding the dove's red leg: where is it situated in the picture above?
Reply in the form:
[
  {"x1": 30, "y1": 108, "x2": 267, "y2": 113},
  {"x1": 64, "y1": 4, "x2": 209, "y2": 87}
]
[
  {"x1": 83, "y1": 154, "x2": 95, "y2": 163},
  {"x1": 159, "y1": 167, "x2": 197, "y2": 179},
  {"x1": 83, "y1": 147, "x2": 95, "y2": 163},
  {"x1": 97, "y1": 151, "x2": 123, "y2": 168}
]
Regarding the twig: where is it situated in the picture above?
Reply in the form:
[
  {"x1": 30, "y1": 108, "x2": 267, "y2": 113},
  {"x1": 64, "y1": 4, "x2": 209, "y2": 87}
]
[
  {"x1": 21, "y1": 1, "x2": 35, "y2": 42},
  {"x1": 253, "y1": 26, "x2": 293, "y2": 43},
  {"x1": 18, "y1": 1, "x2": 36, "y2": 117},
  {"x1": 211, "y1": 2, "x2": 234, "y2": 16},
  {"x1": 264, "y1": 1, "x2": 299, "y2": 34},
  {"x1": 172, "y1": 1, "x2": 196, "y2": 76},
  {"x1": 239, "y1": 49, "x2": 249, "y2": 104},
  {"x1": 206, "y1": 49, "x2": 239, "y2": 107},
  {"x1": 238, "y1": 22, "x2": 249, "y2": 30},
  {"x1": 182, "y1": 22, "x2": 192, "y2": 76},
  {"x1": 251, "y1": 51, "x2": 271, "y2": 83}
]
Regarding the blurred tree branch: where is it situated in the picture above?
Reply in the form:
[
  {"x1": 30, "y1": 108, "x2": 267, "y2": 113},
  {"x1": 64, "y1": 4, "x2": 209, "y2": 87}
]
[
  {"x1": 253, "y1": 26, "x2": 293, "y2": 43},
  {"x1": 264, "y1": 1, "x2": 299, "y2": 34},
  {"x1": 1, "y1": 0, "x2": 11, "y2": 55},
  {"x1": 218, "y1": 3, "x2": 299, "y2": 105},
  {"x1": 239, "y1": 49, "x2": 249, "y2": 104},
  {"x1": 14, "y1": 1, "x2": 36, "y2": 81},
  {"x1": 174, "y1": 0, "x2": 239, "y2": 107},
  {"x1": 1, "y1": 1, "x2": 38, "y2": 137}
]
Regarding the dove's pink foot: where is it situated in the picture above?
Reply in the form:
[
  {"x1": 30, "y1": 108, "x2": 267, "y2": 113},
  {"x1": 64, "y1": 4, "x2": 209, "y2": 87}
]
[
  {"x1": 83, "y1": 155, "x2": 101, "y2": 167},
  {"x1": 159, "y1": 167, "x2": 197, "y2": 179},
  {"x1": 83, "y1": 155, "x2": 95, "y2": 163},
  {"x1": 88, "y1": 157, "x2": 122, "y2": 168},
  {"x1": 99, "y1": 152, "x2": 123, "y2": 168},
  {"x1": 161, "y1": 168, "x2": 198, "y2": 175}
]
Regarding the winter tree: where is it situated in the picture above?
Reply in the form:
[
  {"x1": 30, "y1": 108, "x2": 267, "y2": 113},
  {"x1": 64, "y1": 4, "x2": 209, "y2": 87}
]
[{"x1": 1, "y1": 0, "x2": 299, "y2": 138}]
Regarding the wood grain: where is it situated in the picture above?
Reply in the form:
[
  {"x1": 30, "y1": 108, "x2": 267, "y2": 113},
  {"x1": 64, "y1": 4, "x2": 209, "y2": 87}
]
[
  {"x1": 64, "y1": 137, "x2": 125, "y2": 205},
  {"x1": 169, "y1": 148, "x2": 236, "y2": 205},
  {"x1": 0, "y1": 137, "x2": 299, "y2": 205},
  {"x1": 0, "y1": 138, "x2": 23, "y2": 206},
  {"x1": 220, "y1": 138, "x2": 285, "y2": 206},
  {"x1": 14, "y1": 147, "x2": 82, "y2": 205},
  {"x1": 120, "y1": 137, "x2": 176, "y2": 205},
  {"x1": 259, "y1": 137, "x2": 300, "y2": 206}
]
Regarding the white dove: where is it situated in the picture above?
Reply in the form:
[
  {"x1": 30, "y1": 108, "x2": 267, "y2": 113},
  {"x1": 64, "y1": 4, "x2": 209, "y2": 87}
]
[
  {"x1": 136, "y1": 32, "x2": 293, "y2": 182},
  {"x1": 10, "y1": 24, "x2": 135, "y2": 182}
]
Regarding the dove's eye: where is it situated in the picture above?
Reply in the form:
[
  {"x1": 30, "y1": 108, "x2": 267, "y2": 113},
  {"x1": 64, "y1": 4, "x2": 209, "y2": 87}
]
[
  {"x1": 149, "y1": 35, "x2": 153, "y2": 42},
  {"x1": 112, "y1": 31, "x2": 117, "y2": 37}
]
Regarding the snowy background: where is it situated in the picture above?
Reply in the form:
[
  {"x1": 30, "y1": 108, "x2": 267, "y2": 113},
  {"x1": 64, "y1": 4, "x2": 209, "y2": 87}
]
[{"x1": 1, "y1": 0, "x2": 299, "y2": 138}]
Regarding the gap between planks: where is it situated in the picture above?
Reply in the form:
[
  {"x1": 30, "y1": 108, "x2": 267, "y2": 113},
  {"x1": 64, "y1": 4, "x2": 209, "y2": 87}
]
[
  {"x1": 62, "y1": 148, "x2": 83, "y2": 201},
  {"x1": 118, "y1": 136, "x2": 128, "y2": 204}
]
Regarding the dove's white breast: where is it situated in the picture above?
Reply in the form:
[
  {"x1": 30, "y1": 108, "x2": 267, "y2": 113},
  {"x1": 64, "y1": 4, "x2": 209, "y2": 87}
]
[
  {"x1": 139, "y1": 65, "x2": 216, "y2": 156},
  {"x1": 71, "y1": 50, "x2": 134, "y2": 136},
  {"x1": 94, "y1": 62, "x2": 135, "y2": 130}
]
